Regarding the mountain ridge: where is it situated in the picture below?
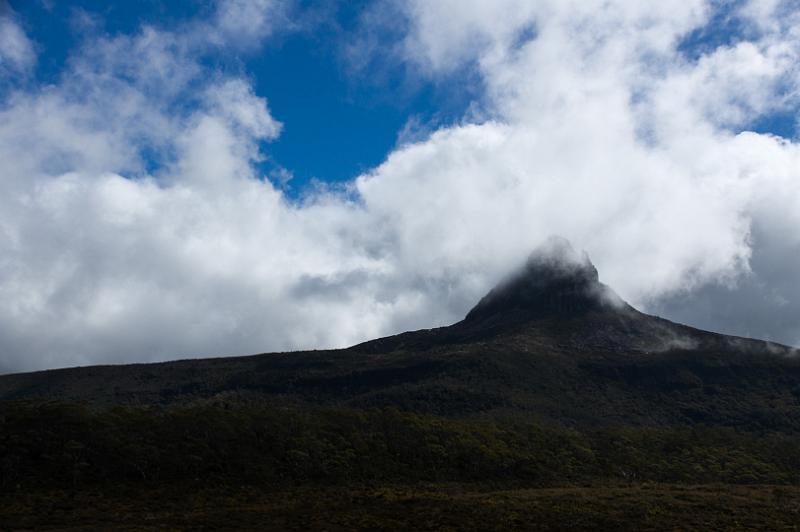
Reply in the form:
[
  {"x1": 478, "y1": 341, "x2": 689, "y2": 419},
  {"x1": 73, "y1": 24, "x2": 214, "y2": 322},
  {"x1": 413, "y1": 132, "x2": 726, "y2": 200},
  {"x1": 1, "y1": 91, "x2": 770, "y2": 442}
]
[{"x1": 1, "y1": 238, "x2": 798, "y2": 431}]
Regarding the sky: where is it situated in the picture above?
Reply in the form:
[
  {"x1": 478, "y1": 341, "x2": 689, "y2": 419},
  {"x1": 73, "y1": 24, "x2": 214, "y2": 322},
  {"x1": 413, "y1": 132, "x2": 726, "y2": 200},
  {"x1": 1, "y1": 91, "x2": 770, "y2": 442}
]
[{"x1": 0, "y1": 0, "x2": 798, "y2": 373}]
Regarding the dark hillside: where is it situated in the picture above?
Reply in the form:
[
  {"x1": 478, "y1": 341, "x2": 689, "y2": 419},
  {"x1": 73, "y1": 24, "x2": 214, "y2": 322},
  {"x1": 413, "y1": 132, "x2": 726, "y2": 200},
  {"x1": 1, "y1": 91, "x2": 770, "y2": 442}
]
[
  {"x1": 2, "y1": 238, "x2": 800, "y2": 529},
  {"x1": 2, "y1": 238, "x2": 798, "y2": 430}
]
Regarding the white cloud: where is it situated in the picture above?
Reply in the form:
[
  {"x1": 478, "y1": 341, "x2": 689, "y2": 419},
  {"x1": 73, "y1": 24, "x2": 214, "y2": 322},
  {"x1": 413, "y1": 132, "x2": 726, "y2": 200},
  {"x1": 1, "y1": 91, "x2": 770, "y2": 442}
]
[
  {"x1": 2, "y1": 0, "x2": 800, "y2": 373},
  {"x1": 0, "y1": 13, "x2": 35, "y2": 75},
  {"x1": 210, "y1": 0, "x2": 287, "y2": 48},
  {"x1": 205, "y1": 79, "x2": 282, "y2": 140},
  {"x1": 379, "y1": 0, "x2": 800, "y2": 331}
]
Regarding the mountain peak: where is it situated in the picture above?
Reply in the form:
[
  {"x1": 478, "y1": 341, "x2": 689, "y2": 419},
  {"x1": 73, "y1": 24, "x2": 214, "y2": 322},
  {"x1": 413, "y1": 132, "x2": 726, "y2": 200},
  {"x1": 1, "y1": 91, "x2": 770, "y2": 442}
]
[{"x1": 465, "y1": 237, "x2": 624, "y2": 323}]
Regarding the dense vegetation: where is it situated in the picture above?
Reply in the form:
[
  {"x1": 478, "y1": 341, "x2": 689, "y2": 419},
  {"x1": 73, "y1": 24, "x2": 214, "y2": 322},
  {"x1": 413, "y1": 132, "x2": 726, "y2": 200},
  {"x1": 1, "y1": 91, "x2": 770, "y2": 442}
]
[
  {"x1": 3, "y1": 401, "x2": 800, "y2": 491},
  {"x1": 3, "y1": 401, "x2": 800, "y2": 529}
]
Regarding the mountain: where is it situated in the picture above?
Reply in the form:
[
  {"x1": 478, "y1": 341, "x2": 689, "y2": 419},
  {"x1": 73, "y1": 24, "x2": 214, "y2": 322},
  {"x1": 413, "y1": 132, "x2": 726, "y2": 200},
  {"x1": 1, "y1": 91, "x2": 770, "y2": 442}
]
[
  {"x1": 2, "y1": 236, "x2": 798, "y2": 430},
  {"x1": 4, "y1": 238, "x2": 800, "y2": 530}
]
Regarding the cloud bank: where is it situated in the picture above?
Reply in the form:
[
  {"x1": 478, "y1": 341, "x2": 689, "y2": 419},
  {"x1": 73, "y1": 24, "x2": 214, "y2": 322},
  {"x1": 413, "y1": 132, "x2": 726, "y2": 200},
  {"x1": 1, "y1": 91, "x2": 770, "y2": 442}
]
[{"x1": 1, "y1": 0, "x2": 799, "y2": 372}]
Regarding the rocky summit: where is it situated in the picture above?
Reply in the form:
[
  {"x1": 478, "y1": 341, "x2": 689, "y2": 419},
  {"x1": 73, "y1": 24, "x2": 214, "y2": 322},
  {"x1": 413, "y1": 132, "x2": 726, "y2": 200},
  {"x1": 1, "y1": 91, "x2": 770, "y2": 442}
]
[{"x1": 465, "y1": 236, "x2": 624, "y2": 323}]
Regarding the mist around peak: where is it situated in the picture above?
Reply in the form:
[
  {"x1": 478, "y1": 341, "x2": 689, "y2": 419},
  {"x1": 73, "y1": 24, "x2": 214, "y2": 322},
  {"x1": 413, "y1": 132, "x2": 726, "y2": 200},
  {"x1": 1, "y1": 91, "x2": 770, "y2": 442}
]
[
  {"x1": 465, "y1": 236, "x2": 628, "y2": 322},
  {"x1": 508, "y1": 236, "x2": 598, "y2": 286}
]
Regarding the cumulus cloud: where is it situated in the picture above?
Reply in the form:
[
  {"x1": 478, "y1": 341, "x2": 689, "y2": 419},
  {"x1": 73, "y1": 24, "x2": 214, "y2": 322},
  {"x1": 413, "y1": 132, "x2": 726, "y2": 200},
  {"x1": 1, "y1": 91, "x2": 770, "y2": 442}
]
[
  {"x1": 1, "y1": 0, "x2": 800, "y2": 373},
  {"x1": 362, "y1": 0, "x2": 800, "y2": 336}
]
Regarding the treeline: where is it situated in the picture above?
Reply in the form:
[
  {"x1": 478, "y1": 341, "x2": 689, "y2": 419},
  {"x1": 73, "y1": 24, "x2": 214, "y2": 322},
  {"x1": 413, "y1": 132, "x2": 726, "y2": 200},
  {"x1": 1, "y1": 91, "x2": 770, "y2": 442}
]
[{"x1": 2, "y1": 401, "x2": 800, "y2": 492}]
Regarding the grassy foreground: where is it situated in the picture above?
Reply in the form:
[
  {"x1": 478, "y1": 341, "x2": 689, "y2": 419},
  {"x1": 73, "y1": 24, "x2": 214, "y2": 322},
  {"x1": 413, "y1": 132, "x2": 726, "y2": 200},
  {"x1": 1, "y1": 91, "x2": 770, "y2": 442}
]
[{"x1": 3, "y1": 484, "x2": 800, "y2": 531}]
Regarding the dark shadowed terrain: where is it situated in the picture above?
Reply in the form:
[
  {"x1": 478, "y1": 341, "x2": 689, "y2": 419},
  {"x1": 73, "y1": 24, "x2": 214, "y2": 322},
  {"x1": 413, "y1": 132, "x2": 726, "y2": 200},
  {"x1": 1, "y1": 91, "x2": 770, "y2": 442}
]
[{"x1": 2, "y1": 238, "x2": 799, "y2": 530}]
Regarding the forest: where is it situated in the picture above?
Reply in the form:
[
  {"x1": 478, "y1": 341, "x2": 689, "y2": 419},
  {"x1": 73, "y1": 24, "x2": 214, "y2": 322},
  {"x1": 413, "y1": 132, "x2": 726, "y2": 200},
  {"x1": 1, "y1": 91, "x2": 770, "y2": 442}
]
[{"x1": 3, "y1": 400, "x2": 800, "y2": 530}]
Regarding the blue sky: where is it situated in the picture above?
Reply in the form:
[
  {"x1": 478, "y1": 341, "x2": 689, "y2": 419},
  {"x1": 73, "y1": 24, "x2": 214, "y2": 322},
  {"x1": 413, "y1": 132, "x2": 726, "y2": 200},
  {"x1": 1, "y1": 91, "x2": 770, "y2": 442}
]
[
  {"x1": 8, "y1": 0, "x2": 796, "y2": 189},
  {"x1": 9, "y1": 0, "x2": 481, "y2": 191},
  {"x1": 1, "y1": 0, "x2": 800, "y2": 372}
]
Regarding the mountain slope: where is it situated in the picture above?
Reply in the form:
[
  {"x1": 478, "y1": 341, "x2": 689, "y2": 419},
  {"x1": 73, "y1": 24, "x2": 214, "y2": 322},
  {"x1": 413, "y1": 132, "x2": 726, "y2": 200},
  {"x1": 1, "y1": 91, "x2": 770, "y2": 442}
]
[
  {"x1": 1, "y1": 238, "x2": 798, "y2": 430},
  {"x1": 4, "y1": 239, "x2": 800, "y2": 530}
]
